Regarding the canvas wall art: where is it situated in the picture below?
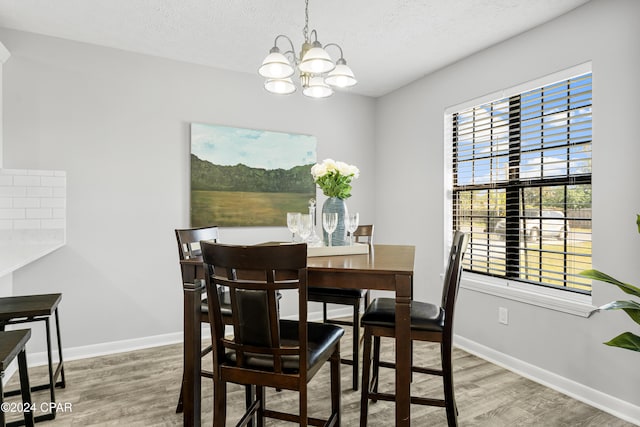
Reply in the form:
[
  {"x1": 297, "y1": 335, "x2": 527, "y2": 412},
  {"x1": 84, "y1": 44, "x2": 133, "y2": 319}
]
[{"x1": 190, "y1": 123, "x2": 317, "y2": 227}]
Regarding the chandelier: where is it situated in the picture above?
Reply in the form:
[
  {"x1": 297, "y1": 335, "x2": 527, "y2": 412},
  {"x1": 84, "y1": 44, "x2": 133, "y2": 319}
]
[{"x1": 258, "y1": 0, "x2": 357, "y2": 98}]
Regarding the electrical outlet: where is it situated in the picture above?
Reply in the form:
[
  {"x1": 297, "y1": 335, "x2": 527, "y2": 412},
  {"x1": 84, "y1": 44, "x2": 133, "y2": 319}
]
[{"x1": 498, "y1": 307, "x2": 508, "y2": 325}]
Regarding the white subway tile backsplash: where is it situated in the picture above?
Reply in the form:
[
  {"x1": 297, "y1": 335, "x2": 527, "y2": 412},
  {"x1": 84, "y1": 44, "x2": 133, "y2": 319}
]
[
  {"x1": 26, "y1": 208, "x2": 52, "y2": 219},
  {"x1": 13, "y1": 219, "x2": 41, "y2": 229},
  {"x1": 27, "y1": 170, "x2": 54, "y2": 176},
  {"x1": 41, "y1": 198, "x2": 64, "y2": 208},
  {"x1": 0, "y1": 209, "x2": 25, "y2": 219},
  {"x1": 41, "y1": 219, "x2": 65, "y2": 229},
  {"x1": 0, "y1": 169, "x2": 66, "y2": 237},
  {"x1": 13, "y1": 198, "x2": 39, "y2": 208},
  {"x1": 26, "y1": 187, "x2": 53, "y2": 197},
  {"x1": 0, "y1": 186, "x2": 27, "y2": 197},
  {"x1": 14, "y1": 175, "x2": 41, "y2": 186},
  {"x1": 41, "y1": 176, "x2": 66, "y2": 187},
  {"x1": 0, "y1": 169, "x2": 27, "y2": 176}
]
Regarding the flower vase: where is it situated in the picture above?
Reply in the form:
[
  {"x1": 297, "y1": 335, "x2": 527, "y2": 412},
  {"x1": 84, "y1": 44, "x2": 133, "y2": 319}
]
[{"x1": 322, "y1": 197, "x2": 349, "y2": 246}]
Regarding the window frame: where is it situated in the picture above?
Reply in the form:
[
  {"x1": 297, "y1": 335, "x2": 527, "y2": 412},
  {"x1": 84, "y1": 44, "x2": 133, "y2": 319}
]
[{"x1": 444, "y1": 63, "x2": 596, "y2": 316}]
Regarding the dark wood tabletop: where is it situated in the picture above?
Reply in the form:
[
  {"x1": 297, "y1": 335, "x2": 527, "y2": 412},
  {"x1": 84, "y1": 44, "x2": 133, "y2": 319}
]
[{"x1": 180, "y1": 243, "x2": 415, "y2": 426}]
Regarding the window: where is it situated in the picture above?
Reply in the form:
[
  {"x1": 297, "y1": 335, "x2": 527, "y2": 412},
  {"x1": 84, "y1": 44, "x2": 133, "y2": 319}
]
[{"x1": 450, "y1": 71, "x2": 592, "y2": 294}]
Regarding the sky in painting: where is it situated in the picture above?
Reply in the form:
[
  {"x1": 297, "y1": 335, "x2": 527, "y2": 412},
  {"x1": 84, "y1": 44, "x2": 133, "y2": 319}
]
[{"x1": 191, "y1": 123, "x2": 316, "y2": 170}]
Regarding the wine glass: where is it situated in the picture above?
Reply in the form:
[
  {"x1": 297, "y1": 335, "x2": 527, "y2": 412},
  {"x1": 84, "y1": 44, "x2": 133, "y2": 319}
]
[
  {"x1": 347, "y1": 212, "x2": 359, "y2": 245},
  {"x1": 322, "y1": 212, "x2": 338, "y2": 247},
  {"x1": 298, "y1": 214, "x2": 313, "y2": 243},
  {"x1": 286, "y1": 212, "x2": 301, "y2": 242}
]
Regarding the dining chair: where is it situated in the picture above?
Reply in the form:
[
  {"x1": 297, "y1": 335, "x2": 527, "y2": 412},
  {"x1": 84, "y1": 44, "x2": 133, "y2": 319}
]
[
  {"x1": 201, "y1": 241, "x2": 344, "y2": 427},
  {"x1": 174, "y1": 226, "x2": 228, "y2": 413},
  {"x1": 307, "y1": 224, "x2": 374, "y2": 391},
  {"x1": 359, "y1": 231, "x2": 469, "y2": 427},
  {"x1": 175, "y1": 226, "x2": 261, "y2": 424}
]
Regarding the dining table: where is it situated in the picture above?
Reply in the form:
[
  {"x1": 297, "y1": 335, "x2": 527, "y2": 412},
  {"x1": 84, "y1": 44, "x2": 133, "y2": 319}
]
[{"x1": 180, "y1": 243, "x2": 416, "y2": 426}]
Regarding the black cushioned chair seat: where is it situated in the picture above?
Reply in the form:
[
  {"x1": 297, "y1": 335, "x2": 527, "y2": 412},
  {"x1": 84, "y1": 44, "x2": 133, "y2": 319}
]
[
  {"x1": 361, "y1": 297, "x2": 444, "y2": 332},
  {"x1": 307, "y1": 286, "x2": 367, "y2": 299},
  {"x1": 226, "y1": 319, "x2": 344, "y2": 372}
]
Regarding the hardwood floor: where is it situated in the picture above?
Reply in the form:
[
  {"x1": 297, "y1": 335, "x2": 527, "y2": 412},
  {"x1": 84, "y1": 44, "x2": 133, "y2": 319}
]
[{"x1": 2, "y1": 326, "x2": 633, "y2": 426}]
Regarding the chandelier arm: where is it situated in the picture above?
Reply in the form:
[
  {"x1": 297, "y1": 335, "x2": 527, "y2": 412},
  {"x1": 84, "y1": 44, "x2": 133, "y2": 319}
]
[
  {"x1": 309, "y1": 29, "x2": 319, "y2": 43},
  {"x1": 323, "y1": 43, "x2": 345, "y2": 60},
  {"x1": 274, "y1": 34, "x2": 296, "y2": 54}
]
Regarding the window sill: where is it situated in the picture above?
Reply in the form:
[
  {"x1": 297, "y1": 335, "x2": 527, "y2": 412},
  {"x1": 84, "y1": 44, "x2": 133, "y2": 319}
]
[{"x1": 460, "y1": 272, "x2": 597, "y2": 317}]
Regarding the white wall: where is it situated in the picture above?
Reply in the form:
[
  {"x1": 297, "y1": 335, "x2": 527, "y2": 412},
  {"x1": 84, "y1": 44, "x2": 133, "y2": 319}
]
[
  {"x1": 375, "y1": 0, "x2": 639, "y2": 417},
  {"x1": 0, "y1": 40, "x2": 7, "y2": 167},
  {"x1": 0, "y1": 42, "x2": 11, "y2": 297},
  {"x1": 0, "y1": 28, "x2": 375, "y2": 353}
]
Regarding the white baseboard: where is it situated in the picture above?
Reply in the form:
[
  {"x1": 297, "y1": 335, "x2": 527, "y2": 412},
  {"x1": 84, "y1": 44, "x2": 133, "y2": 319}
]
[
  {"x1": 61, "y1": 331, "x2": 185, "y2": 363},
  {"x1": 454, "y1": 334, "x2": 640, "y2": 426}
]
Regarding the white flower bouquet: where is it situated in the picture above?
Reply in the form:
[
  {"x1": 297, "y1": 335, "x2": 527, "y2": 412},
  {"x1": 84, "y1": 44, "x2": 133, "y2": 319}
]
[{"x1": 310, "y1": 159, "x2": 360, "y2": 199}]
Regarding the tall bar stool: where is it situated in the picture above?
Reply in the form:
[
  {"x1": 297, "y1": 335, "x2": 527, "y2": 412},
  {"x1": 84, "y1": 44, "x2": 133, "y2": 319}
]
[
  {"x1": 0, "y1": 294, "x2": 65, "y2": 423},
  {"x1": 0, "y1": 329, "x2": 34, "y2": 427},
  {"x1": 174, "y1": 226, "x2": 264, "y2": 424},
  {"x1": 174, "y1": 226, "x2": 220, "y2": 413},
  {"x1": 359, "y1": 232, "x2": 469, "y2": 427}
]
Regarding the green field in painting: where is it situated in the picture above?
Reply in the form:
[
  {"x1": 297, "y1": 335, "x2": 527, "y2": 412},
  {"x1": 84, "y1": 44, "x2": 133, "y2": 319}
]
[{"x1": 191, "y1": 190, "x2": 315, "y2": 227}]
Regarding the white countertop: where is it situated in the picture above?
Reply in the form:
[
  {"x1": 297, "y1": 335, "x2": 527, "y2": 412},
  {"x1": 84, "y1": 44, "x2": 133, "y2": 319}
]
[{"x1": 0, "y1": 240, "x2": 65, "y2": 277}]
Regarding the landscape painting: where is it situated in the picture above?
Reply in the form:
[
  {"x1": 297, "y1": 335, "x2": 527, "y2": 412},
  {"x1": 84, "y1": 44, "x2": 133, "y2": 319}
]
[{"x1": 190, "y1": 123, "x2": 317, "y2": 227}]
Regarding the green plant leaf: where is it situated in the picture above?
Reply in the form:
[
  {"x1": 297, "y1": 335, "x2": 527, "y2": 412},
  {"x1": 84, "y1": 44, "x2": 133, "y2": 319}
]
[
  {"x1": 600, "y1": 300, "x2": 640, "y2": 325},
  {"x1": 603, "y1": 331, "x2": 640, "y2": 352},
  {"x1": 580, "y1": 269, "x2": 640, "y2": 298},
  {"x1": 636, "y1": 213, "x2": 640, "y2": 234}
]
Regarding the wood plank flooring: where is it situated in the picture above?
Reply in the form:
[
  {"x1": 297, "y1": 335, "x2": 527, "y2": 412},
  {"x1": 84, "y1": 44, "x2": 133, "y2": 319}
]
[{"x1": 2, "y1": 326, "x2": 634, "y2": 426}]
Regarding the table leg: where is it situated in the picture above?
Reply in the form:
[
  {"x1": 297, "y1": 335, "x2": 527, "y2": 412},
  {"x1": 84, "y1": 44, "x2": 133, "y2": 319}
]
[
  {"x1": 395, "y1": 273, "x2": 412, "y2": 427},
  {"x1": 183, "y1": 279, "x2": 203, "y2": 427}
]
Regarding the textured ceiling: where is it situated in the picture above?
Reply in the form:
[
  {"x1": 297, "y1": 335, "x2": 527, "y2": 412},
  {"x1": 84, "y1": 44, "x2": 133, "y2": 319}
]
[{"x1": 0, "y1": 0, "x2": 591, "y2": 97}]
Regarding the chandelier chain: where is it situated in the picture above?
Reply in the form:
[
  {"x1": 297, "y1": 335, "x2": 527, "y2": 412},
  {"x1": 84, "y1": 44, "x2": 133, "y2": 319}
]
[{"x1": 303, "y1": 0, "x2": 310, "y2": 42}]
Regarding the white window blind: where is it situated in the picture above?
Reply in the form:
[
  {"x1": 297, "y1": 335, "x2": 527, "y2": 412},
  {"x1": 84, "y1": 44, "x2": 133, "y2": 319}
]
[{"x1": 451, "y1": 72, "x2": 592, "y2": 293}]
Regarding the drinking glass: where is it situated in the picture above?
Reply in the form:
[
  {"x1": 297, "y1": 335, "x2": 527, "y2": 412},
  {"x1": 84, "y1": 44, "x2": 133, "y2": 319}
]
[
  {"x1": 286, "y1": 212, "x2": 301, "y2": 242},
  {"x1": 322, "y1": 212, "x2": 338, "y2": 247},
  {"x1": 298, "y1": 214, "x2": 313, "y2": 243},
  {"x1": 347, "y1": 212, "x2": 359, "y2": 245}
]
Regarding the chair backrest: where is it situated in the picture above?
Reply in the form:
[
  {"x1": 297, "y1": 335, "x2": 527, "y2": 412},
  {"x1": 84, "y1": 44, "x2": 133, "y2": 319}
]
[
  {"x1": 354, "y1": 224, "x2": 374, "y2": 245},
  {"x1": 175, "y1": 226, "x2": 219, "y2": 260},
  {"x1": 200, "y1": 242, "x2": 308, "y2": 374},
  {"x1": 441, "y1": 231, "x2": 469, "y2": 335}
]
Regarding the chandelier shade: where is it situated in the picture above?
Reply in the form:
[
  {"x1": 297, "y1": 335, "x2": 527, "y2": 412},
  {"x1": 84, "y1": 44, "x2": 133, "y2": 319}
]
[
  {"x1": 302, "y1": 76, "x2": 333, "y2": 98},
  {"x1": 298, "y1": 42, "x2": 336, "y2": 74},
  {"x1": 324, "y1": 59, "x2": 357, "y2": 88},
  {"x1": 264, "y1": 77, "x2": 297, "y2": 95},
  {"x1": 258, "y1": 0, "x2": 357, "y2": 98},
  {"x1": 258, "y1": 48, "x2": 295, "y2": 79}
]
